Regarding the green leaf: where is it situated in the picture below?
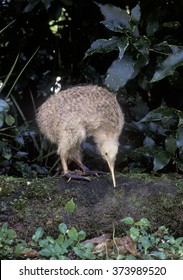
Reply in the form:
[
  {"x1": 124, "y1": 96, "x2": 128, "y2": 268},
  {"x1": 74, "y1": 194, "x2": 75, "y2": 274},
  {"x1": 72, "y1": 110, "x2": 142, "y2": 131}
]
[
  {"x1": 39, "y1": 247, "x2": 52, "y2": 257},
  {"x1": 175, "y1": 237, "x2": 183, "y2": 246},
  {"x1": 121, "y1": 217, "x2": 134, "y2": 225},
  {"x1": 32, "y1": 227, "x2": 44, "y2": 242},
  {"x1": 139, "y1": 236, "x2": 151, "y2": 254},
  {"x1": 118, "y1": 37, "x2": 129, "y2": 59},
  {"x1": 153, "y1": 150, "x2": 171, "y2": 171},
  {"x1": 130, "y1": 227, "x2": 140, "y2": 240},
  {"x1": 150, "y1": 251, "x2": 167, "y2": 260},
  {"x1": 102, "y1": 20, "x2": 129, "y2": 34},
  {"x1": 65, "y1": 198, "x2": 76, "y2": 213},
  {"x1": 39, "y1": 239, "x2": 49, "y2": 248},
  {"x1": 1, "y1": 223, "x2": 8, "y2": 231},
  {"x1": 131, "y1": 3, "x2": 141, "y2": 25},
  {"x1": 105, "y1": 55, "x2": 134, "y2": 91},
  {"x1": 68, "y1": 227, "x2": 78, "y2": 240},
  {"x1": 7, "y1": 229, "x2": 17, "y2": 238},
  {"x1": 5, "y1": 114, "x2": 15, "y2": 126},
  {"x1": 15, "y1": 244, "x2": 30, "y2": 256},
  {"x1": 135, "y1": 218, "x2": 151, "y2": 227},
  {"x1": 165, "y1": 136, "x2": 177, "y2": 155},
  {"x1": 140, "y1": 106, "x2": 173, "y2": 122},
  {"x1": 140, "y1": 106, "x2": 178, "y2": 129},
  {"x1": 0, "y1": 99, "x2": 9, "y2": 113},
  {"x1": 97, "y1": 3, "x2": 130, "y2": 29},
  {"x1": 84, "y1": 37, "x2": 120, "y2": 58},
  {"x1": 1, "y1": 144, "x2": 12, "y2": 160},
  {"x1": 62, "y1": 238, "x2": 74, "y2": 249},
  {"x1": 55, "y1": 234, "x2": 64, "y2": 245},
  {"x1": 151, "y1": 46, "x2": 183, "y2": 82},
  {"x1": 78, "y1": 230, "x2": 86, "y2": 241},
  {"x1": 46, "y1": 236, "x2": 55, "y2": 244},
  {"x1": 58, "y1": 223, "x2": 67, "y2": 235},
  {"x1": 131, "y1": 36, "x2": 150, "y2": 57}
]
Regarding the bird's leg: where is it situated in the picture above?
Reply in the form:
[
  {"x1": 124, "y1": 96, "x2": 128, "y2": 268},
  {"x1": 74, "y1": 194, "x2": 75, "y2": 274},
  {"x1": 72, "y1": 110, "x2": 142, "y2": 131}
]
[
  {"x1": 72, "y1": 157, "x2": 107, "y2": 176},
  {"x1": 60, "y1": 155, "x2": 91, "y2": 182}
]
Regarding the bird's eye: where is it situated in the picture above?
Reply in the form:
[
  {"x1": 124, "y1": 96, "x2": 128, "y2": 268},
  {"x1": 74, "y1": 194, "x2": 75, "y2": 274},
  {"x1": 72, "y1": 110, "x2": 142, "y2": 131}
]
[{"x1": 105, "y1": 152, "x2": 108, "y2": 156}]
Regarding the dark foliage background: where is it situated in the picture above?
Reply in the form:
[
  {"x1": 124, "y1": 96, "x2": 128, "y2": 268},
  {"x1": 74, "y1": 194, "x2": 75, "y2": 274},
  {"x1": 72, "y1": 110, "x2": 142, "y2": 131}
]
[{"x1": 1, "y1": 0, "x2": 183, "y2": 176}]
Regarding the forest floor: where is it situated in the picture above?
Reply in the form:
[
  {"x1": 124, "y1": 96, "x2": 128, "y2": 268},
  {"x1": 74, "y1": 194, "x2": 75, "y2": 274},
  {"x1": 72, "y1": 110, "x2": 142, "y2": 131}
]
[{"x1": 1, "y1": 172, "x2": 183, "y2": 241}]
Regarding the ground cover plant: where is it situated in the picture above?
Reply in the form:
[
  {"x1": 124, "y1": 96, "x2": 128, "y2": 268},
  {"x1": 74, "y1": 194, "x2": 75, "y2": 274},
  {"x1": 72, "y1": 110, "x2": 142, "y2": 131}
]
[{"x1": 1, "y1": 216, "x2": 183, "y2": 260}]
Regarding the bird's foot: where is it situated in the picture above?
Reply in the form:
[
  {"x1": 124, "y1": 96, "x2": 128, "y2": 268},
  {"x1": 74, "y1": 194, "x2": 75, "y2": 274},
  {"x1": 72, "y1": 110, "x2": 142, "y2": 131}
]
[
  {"x1": 81, "y1": 166, "x2": 107, "y2": 176},
  {"x1": 64, "y1": 170, "x2": 91, "y2": 182}
]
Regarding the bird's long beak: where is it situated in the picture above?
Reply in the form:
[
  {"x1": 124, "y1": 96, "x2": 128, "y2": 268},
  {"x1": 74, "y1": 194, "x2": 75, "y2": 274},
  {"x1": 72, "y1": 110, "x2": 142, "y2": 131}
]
[{"x1": 107, "y1": 160, "x2": 116, "y2": 187}]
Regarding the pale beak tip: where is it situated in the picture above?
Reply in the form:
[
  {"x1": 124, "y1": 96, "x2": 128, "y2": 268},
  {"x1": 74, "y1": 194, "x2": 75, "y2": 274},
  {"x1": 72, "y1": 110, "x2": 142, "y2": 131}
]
[{"x1": 109, "y1": 164, "x2": 116, "y2": 188}]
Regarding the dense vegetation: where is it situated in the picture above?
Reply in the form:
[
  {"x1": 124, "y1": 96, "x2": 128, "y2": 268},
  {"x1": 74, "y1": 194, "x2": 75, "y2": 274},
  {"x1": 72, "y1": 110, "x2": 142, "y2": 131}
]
[
  {"x1": 1, "y1": 0, "x2": 183, "y2": 176},
  {"x1": 1, "y1": 215, "x2": 183, "y2": 260},
  {"x1": 1, "y1": 1, "x2": 183, "y2": 260}
]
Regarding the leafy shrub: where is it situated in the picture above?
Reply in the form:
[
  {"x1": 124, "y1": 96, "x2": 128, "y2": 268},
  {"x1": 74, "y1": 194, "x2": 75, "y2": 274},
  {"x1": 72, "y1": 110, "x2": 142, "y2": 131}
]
[
  {"x1": 121, "y1": 217, "x2": 183, "y2": 260},
  {"x1": 85, "y1": 3, "x2": 183, "y2": 173},
  {"x1": 0, "y1": 96, "x2": 47, "y2": 177},
  {"x1": 0, "y1": 223, "x2": 17, "y2": 259},
  {"x1": 1, "y1": 217, "x2": 183, "y2": 260},
  {"x1": 128, "y1": 106, "x2": 183, "y2": 172},
  {"x1": 85, "y1": 2, "x2": 183, "y2": 91}
]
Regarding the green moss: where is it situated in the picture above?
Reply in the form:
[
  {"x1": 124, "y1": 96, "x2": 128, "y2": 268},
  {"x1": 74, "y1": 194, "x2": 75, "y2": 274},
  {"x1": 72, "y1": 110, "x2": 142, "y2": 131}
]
[{"x1": 121, "y1": 172, "x2": 157, "y2": 183}]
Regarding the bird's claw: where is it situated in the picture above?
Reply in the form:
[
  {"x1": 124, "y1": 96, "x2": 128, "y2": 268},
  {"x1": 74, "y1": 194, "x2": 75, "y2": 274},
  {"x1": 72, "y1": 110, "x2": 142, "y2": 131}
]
[
  {"x1": 64, "y1": 170, "x2": 91, "y2": 182},
  {"x1": 81, "y1": 167, "x2": 107, "y2": 177}
]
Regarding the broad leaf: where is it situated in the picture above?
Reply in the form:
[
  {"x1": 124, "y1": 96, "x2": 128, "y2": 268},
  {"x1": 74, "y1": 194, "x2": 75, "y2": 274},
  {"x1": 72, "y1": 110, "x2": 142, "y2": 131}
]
[
  {"x1": 130, "y1": 227, "x2": 140, "y2": 240},
  {"x1": 78, "y1": 230, "x2": 86, "y2": 241},
  {"x1": 151, "y1": 46, "x2": 183, "y2": 82},
  {"x1": 118, "y1": 37, "x2": 129, "y2": 59},
  {"x1": 5, "y1": 114, "x2": 15, "y2": 126},
  {"x1": 135, "y1": 218, "x2": 151, "y2": 227},
  {"x1": 150, "y1": 251, "x2": 167, "y2": 260},
  {"x1": 65, "y1": 198, "x2": 76, "y2": 213},
  {"x1": 143, "y1": 136, "x2": 155, "y2": 147},
  {"x1": 153, "y1": 150, "x2": 171, "y2": 171},
  {"x1": 105, "y1": 54, "x2": 134, "y2": 91},
  {"x1": 32, "y1": 227, "x2": 44, "y2": 242},
  {"x1": 39, "y1": 248, "x2": 52, "y2": 257},
  {"x1": 131, "y1": 3, "x2": 141, "y2": 25},
  {"x1": 139, "y1": 236, "x2": 151, "y2": 254},
  {"x1": 84, "y1": 37, "x2": 120, "y2": 58},
  {"x1": 0, "y1": 99, "x2": 9, "y2": 113},
  {"x1": 131, "y1": 36, "x2": 150, "y2": 58},
  {"x1": 140, "y1": 106, "x2": 178, "y2": 129},
  {"x1": 121, "y1": 217, "x2": 134, "y2": 225},
  {"x1": 97, "y1": 3, "x2": 130, "y2": 29},
  {"x1": 58, "y1": 223, "x2": 67, "y2": 235},
  {"x1": 68, "y1": 227, "x2": 78, "y2": 240},
  {"x1": 102, "y1": 20, "x2": 129, "y2": 33},
  {"x1": 165, "y1": 136, "x2": 177, "y2": 155}
]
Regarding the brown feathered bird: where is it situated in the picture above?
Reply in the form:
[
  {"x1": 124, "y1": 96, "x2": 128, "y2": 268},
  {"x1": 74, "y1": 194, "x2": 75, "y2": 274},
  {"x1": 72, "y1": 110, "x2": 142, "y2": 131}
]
[{"x1": 37, "y1": 85, "x2": 124, "y2": 187}]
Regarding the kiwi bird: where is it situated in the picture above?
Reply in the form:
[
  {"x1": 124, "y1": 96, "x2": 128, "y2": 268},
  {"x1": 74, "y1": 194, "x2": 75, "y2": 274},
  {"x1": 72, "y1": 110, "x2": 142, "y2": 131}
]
[{"x1": 37, "y1": 85, "x2": 124, "y2": 187}]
